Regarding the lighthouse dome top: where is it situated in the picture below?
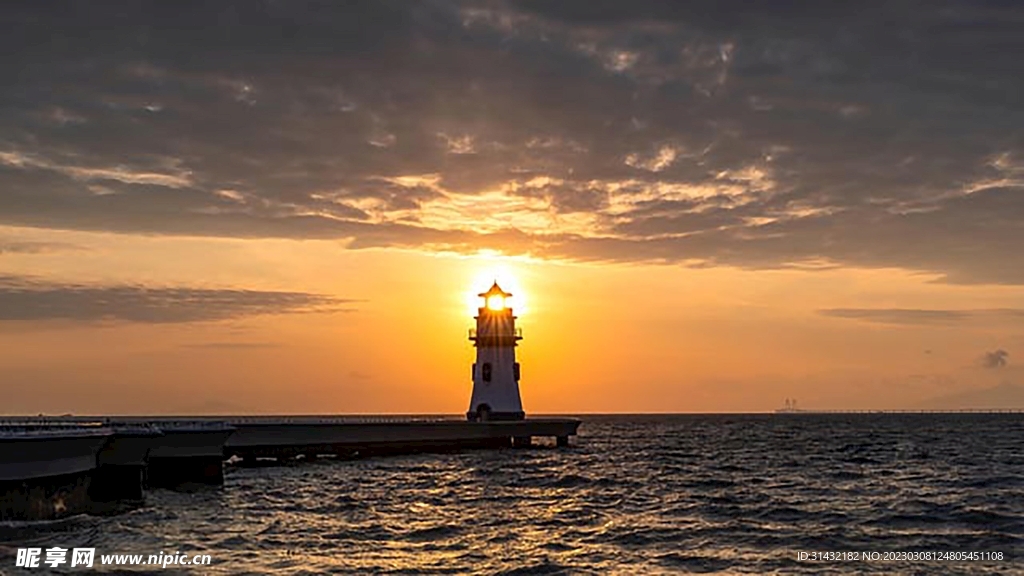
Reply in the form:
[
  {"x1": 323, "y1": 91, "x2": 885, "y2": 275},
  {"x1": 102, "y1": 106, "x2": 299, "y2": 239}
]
[{"x1": 478, "y1": 281, "x2": 512, "y2": 299}]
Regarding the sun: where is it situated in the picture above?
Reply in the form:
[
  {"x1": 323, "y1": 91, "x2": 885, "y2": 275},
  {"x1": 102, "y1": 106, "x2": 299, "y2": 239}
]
[{"x1": 464, "y1": 259, "x2": 528, "y2": 316}]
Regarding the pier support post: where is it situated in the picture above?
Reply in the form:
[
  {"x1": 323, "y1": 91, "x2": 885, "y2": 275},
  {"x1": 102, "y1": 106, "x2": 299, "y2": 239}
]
[
  {"x1": 512, "y1": 436, "x2": 533, "y2": 448},
  {"x1": 556, "y1": 436, "x2": 570, "y2": 448},
  {"x1": 90, "y1": 428, "x2": 159, "y2": 508},
  {"x1": 146, "y1": 456, "x2": 224, "y2": 489},
  {"x1": 89, "y1": 464, "x2": 145, "y2": 503}
]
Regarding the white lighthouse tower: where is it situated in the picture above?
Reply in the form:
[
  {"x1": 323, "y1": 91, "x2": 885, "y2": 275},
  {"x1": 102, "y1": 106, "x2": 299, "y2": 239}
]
[{"x1": 467, "y1": 281, "x2": 525, "y2": 421}]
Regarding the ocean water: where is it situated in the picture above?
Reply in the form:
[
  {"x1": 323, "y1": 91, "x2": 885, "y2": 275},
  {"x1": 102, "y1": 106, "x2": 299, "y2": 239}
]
[{"x1": 1, "y1": 414, "x2": 1022, "y2": 575}]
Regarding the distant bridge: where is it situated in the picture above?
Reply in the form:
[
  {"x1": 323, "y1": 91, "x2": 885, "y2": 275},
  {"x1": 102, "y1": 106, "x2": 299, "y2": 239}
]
[{"x1": 774, "y1": 408, "x2": 1024, "y2": 414}]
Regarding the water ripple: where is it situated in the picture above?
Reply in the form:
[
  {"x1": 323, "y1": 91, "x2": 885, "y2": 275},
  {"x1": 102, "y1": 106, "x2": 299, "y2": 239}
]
[{"x1": 1, "y1": 414, "x2": 1022, "y2": 574}]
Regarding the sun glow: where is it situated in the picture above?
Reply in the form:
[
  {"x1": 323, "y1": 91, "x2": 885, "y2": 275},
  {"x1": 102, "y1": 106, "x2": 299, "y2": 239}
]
[{"x1": 464, "y1": 257, "x2": 528, "y2": 316}]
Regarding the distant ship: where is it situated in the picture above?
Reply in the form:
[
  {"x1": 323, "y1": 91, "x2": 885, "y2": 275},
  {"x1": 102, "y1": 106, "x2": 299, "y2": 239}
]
[{"x1": 775, "y1": 398, "x2": 806, "y2": 413}]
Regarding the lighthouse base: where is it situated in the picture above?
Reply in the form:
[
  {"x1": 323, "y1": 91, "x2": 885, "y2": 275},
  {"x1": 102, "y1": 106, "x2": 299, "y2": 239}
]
[{"x1": 466, "y1": 410, "x2": 525, "y2": 422}]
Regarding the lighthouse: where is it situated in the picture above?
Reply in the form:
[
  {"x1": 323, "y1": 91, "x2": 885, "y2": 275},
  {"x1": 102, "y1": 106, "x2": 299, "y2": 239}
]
[{"x1": 467, "y1": 281, "x2": 525, "y2": 421}]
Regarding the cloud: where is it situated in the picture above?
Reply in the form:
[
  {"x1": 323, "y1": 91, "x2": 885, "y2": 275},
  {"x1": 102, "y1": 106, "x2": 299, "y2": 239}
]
[
  {"x1": 819, "y1": 309, "x2": 971, "y2": 325},
  {"x1": 1, "y1": 2, "x2": 1023, "y2": 282},
  {"x1": 0, "y1": 240, "x2": 81, "y2": 255},
  {"x1": 980, "y1": 349, "x2": 1009, "y2": 369},
  {"x1": 179, "y1": 342, "x2": 283, "y2": 349},
  {"x1": 0, "y1": 276, "x2": 352, "y2": 324},
  {"x1": 818, "y1": 308, "x2": 1024, "y2": 326}
]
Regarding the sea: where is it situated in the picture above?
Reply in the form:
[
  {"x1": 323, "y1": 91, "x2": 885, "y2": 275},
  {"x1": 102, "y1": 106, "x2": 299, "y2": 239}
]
[{"x1": 1, "y1": 414, "x2": 1021, "y2": 575}]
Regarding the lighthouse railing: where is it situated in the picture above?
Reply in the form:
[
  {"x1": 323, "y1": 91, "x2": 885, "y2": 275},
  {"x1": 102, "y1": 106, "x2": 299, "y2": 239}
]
[{"x1": 468, "y1": 327, "x2": 522, "y2": 339}]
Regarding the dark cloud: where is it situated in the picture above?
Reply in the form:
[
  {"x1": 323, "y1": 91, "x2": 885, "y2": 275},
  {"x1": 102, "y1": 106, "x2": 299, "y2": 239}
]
[
  {"x1": 980, "y1": 349, "x2": 1009, "y2": 369},
  {"x1": 0, "y1": 276, "x2": 352, "y2": 323},
  {"x1": 1, "y1": 1, "x2": 1023, "y2": 281},
  {"x1": 818, "y1": 308, "x2": 1024, "y2": 325}
]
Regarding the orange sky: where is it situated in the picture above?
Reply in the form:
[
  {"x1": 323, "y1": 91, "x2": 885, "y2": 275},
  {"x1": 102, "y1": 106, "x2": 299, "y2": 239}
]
[
  {"x1": 3, "y1": 2, "x2": 1024, "y2": 413},
  {"x1": 3, "y1": 225, "x2": 1023, "y2": 414}
]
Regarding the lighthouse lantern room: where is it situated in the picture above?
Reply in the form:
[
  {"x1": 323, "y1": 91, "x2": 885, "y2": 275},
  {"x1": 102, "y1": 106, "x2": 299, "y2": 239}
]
[{"x1": 467, "y1": 281, "x2": 525, "y2": 421}]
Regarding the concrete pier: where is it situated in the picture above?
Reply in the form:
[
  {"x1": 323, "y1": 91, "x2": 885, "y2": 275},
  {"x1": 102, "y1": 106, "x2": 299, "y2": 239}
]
[
  {"x1": 2, "y1": 415, "x2": 581, "y2": 511},
  {"x1": 89, "y1": 425, "x2": 162, "y2": 504},
  {"x1": 0, "y1": 471, "x2": 94, "y2": 522},
  {"x1": 141, "y1": 422, "x2": 234, "y2": 489},
  {"x1": 224, "y1": 417, "x2": 580, "y2": 461},
  {"x1": 0, "y1": 425, "x2": 113, "y2": 521}
]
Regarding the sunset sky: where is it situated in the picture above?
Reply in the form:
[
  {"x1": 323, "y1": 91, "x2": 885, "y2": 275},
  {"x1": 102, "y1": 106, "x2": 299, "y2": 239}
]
[{"x1": 2, "y1": 1, "x2": 1024, "y2": 414}]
